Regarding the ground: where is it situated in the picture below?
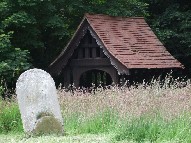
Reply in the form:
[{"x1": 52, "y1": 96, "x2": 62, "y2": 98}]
[
  {"x1": 0, "y1": 133, "x2": 183, "y2": 143},
  {"x1": 0, "y1": 134, "x2": 113, "y2": 143}
]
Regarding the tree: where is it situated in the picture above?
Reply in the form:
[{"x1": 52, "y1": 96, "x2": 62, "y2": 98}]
[
  {"x1": 61, "y1": 0, "x2": 148, "y2": 33},
  {"x1": 0, "y1": 31, "x2": 31, "y2": 88},
  {"x1": 0, "y1": 1, "x2": 31, "y2": 91},
  {"x1": 0, "y1": 0, "x2": 69, "y2": 68},
  {"x1": 145, "y1": 0, "x2": 191, "y2": 70}
]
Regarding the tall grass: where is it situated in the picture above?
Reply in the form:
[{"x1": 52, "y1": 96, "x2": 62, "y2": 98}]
[
  {"x1": 1, "y1": 78, "x2": 191, "y2": 142},
  {"x1": 64, "y1": 109, "x2": 118, "y2": 134},
  {"x1": 115, "y1": 113, "x2": 191, "y2": 142},
  {"x1": 0, "y1": 97, "x2": 23, "y2": 133},
  {"x1": 58, "y1": 78, "x2": 191, "y2": 142}
]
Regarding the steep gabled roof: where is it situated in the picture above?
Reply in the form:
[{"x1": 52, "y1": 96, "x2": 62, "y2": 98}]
[
  {"x1": 49, "y1": 13, "x2": 183, "y2": 75},
  {"x1": 85, "y1": 13, "x2": 182, "y2": 68}
]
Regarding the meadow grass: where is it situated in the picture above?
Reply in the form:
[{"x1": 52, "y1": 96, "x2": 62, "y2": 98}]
[
  {"x1": 115, "y1": 113, "x2": 191, "y2": 142},
  {"x1": 0, "y1": 97, "x2": 23, "y2": 134},
  {"x1": 1, "y1": 79, "x2": 191, "y2": 142},
  {"x1": 64, "y1": 109, "x2": 118, "y2": 135}
]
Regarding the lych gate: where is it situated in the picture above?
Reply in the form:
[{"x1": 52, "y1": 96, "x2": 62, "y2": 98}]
[
  {"x1": 49, "y1": 13, "x2": 183, "y2": 88},
  {"x1": 58, "y1": 30, "x2": 119, "y2": 87}
]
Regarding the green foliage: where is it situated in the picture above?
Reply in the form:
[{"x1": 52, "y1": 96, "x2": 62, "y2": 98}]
[
  {"x1": 0, "y1": 79, "x2": 5, "y2": 97},
  {"x1": 146, "y1": 0, "x2": 191, "y2": 69},
  {"x1": 0, "y1": 0, "x2": 69, "y2": 68},
  {"x1": 0, "y1": 100, "x2": 23, "y2": 133},
  {"x1": 2, "y1": 11, "x2": 36, "y2": 27},
  {"x1": 0, "y1": 86, "x2": 4, "y2": 97},
  {"x1": 61, "y1": 0, "x2": 148, "y2": 33},
  {"x1": 0, "y1": 31, "x2": 31, "y2": 88}
]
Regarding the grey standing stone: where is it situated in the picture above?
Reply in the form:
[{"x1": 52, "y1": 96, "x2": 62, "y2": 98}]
[{"x1": 16, "y1": 68, "x2": 63, "y2": 135}]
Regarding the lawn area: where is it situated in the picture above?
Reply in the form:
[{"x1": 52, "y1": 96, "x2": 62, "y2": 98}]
[
  {"x1": 0, "y1": 134, "x2": 113, "y2": 143},
  {"x1": 0, "y1": 133, "x2": 187, "y2": 143}
]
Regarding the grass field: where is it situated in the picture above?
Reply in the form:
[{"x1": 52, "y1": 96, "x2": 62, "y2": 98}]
[
  {"x1": 0, "y1": 134, "x2": 113, "y2": 143},
  {"x1": 1, "y1": 79, "x2": 191, "y2": 142}
]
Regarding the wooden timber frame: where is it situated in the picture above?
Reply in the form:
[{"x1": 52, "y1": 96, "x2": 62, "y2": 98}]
[{"x1": 50, "y1": 20, "x2": 129, "y2": 87}]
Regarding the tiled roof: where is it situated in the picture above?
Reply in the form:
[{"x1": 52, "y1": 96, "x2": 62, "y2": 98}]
[{"x1": 85, "y1": 13, "x2": 183, "y2": 68}]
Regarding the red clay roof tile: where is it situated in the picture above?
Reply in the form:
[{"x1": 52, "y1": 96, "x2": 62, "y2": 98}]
[{"x1": 85, "y1": 13, "x2": 183, "y2": 69}]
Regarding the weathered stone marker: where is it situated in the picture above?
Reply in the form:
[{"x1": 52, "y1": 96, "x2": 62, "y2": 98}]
[{"x1": 16, "y1": 68, "x2": 63, "y2": 135}]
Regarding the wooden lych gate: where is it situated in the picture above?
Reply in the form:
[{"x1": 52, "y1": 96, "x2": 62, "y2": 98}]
[{"x1": 49, "y1": 14, "x2": 183, "y2": 88}]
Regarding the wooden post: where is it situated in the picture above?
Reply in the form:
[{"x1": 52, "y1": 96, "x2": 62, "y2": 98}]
[
  {"x1": 92, "y1": 47, "x2": 96, "y2": 58},
  {"x1": 72, "y1": 68, "x2": 79, "y2": 87},
  {"x1": 78, "y1": 48, "x2": 83, "y2": 59},
  {"x1": 85, "y1": 47, "x2": 90, "y2": 58},
  {"x1": 100, "y1": 48, "x2": 104, "y2": 58}
]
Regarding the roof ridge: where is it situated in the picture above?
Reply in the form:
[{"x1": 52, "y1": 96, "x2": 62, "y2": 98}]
[{"x1": 85, "y1": 13, "x2": 145, "y2": 19}]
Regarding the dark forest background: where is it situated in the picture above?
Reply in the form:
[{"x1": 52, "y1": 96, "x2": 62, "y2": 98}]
[{"x1": 0, "y1": 0, "x2": 190, "y2": 89}]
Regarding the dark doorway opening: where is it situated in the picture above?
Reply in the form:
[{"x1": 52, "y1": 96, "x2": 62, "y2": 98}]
[{"x1": 79, "y1": 69, "x2": 112, "y2": 88}]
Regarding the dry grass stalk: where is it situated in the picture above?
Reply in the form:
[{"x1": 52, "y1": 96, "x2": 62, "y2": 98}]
[{"x1": 58, "y1": 79, "x2": 191, "y2": 121}]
